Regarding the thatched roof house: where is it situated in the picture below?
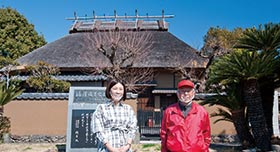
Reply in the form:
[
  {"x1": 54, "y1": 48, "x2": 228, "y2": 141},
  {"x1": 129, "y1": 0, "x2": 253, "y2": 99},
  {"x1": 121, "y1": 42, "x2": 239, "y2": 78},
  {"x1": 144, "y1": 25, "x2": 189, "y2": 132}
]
[
  {"x1": 15, "y1": 13, "x2": 209, "y2": 106},
  {"x1": 17, "y1": 12, "x2": 208, "y2": 71}
]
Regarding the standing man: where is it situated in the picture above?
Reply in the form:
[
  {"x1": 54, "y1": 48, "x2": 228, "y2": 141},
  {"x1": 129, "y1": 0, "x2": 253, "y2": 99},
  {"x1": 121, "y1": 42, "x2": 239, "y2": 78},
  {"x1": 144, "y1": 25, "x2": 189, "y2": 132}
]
[{"x1": 160, "y1": 79, "x2": 211, "y2": 152}]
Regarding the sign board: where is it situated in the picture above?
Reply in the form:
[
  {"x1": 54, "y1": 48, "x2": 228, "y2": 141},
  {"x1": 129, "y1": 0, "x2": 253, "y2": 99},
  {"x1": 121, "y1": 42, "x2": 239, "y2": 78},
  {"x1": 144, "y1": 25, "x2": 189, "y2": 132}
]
[{"x1": 66, "y1": 87, "x2": 107, "y2": 152}]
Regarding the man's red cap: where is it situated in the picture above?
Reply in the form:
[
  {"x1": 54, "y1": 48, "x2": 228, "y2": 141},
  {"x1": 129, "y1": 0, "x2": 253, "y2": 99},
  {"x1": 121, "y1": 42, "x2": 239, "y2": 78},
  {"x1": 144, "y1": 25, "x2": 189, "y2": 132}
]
[{"x1": 177, "y1": 80, "x2": 194, "y2": 89}]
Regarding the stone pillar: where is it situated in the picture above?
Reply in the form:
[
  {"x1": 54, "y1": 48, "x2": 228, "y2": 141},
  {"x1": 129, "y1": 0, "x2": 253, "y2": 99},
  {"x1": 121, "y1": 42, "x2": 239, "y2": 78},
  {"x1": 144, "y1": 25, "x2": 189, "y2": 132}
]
[
  {"x1": 3, "y1": 133, "x2": 10, "y2": 143},
  {"x1": 273, "y1": 90, "x2": 280, "y2": 137}
]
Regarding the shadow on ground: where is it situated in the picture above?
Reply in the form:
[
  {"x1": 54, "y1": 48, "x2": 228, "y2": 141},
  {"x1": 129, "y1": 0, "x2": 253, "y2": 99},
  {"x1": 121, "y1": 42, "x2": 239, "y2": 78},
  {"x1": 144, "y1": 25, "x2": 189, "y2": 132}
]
[
  {"x1": 210, "y1": 143, "x2": 242, "y2": 152},
  {"x1": 56, "y1": 144, "x2": 66, "y2": 152}
]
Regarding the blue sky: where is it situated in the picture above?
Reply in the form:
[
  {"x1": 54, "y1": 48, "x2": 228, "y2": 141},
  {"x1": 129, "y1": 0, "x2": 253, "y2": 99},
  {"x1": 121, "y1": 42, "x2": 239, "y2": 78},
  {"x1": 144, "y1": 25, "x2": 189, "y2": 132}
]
[{"x1": 1, "y1": 0, "x2": 279, "y2": 49}]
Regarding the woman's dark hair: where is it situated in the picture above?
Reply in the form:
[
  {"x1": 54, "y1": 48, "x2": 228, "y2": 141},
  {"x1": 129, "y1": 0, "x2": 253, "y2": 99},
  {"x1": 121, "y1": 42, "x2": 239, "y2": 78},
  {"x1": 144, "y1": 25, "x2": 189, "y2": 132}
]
[{"x1": 105, "y1": 79, "x2": 127, "y2": 100}]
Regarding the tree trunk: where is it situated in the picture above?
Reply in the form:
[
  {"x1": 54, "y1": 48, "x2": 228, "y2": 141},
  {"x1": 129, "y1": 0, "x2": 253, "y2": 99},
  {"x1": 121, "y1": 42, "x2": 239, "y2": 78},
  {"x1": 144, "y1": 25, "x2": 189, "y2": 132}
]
[
  {"x1": 0, "y1": 106, "x2": 3, "y2": 117},
  {"x1": 243, "y1": 79, "x2": 272, "y2": 151},
  {"x1": 259, "y1": 78, "x2": 274, "y2": 138},
  {"x1": 231, "y1": 108, "x2": 255, "y2": 149}
]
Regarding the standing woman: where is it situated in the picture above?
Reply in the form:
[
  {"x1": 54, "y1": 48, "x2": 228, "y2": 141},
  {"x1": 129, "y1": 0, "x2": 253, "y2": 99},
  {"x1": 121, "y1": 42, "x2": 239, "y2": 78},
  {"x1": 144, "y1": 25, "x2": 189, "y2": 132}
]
[{"x1": 92, "y1": 80, "x2": 138, "y2": 152}]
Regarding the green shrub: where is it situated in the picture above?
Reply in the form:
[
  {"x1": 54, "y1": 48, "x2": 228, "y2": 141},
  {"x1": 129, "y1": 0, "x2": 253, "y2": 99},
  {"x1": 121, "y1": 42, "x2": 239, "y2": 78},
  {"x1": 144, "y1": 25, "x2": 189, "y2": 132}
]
[{"x1": 26, "y1": 61, "x2": 71, "y2": 93}]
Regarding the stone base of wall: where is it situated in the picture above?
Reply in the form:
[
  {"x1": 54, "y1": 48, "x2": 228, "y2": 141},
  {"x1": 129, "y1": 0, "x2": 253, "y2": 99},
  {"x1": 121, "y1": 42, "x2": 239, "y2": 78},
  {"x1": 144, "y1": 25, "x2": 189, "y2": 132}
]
[
  {"x1": 6, "y1": 135, "x2": 66, "y2": 143},
  {"x1": 211, "y1": 134, "x2": 240, "y2": 144},
  {"x1": 4, "y1": 134, "x2": 240, "y2": 144}
]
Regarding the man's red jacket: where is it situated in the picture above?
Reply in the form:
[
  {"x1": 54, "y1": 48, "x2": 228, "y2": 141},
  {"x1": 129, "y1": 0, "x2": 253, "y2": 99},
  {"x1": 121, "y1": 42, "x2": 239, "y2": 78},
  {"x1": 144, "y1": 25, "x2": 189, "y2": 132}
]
[{"x1": 160, "y1": 102, "x2": 211, "y2": 152}]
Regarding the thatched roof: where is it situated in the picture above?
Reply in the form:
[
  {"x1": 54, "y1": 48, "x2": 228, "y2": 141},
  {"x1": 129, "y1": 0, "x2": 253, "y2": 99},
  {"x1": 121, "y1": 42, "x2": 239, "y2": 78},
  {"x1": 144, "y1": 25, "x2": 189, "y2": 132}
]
[{"x1": 17, "y1": 31, "x2": 208, "y2": 69}]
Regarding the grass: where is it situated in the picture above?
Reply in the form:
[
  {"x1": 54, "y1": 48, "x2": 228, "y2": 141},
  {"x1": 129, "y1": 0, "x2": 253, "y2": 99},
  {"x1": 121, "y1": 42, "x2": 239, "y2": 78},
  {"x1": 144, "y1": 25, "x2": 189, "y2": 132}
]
[
  {"x1": 140, "y1": 144, "x2": 161, "y2": 152},
  {"x1": 142, "y1": 143, "x2": 156, "y2": 148},
  {"x1": 23, "y1": 147, "x2": 32, "y2": 151}
]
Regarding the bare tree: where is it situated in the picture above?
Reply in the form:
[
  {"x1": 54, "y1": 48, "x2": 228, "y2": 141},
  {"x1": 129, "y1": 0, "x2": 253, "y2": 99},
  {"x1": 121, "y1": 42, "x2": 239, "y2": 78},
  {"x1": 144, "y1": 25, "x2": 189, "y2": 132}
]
[
  {"x1": 120, "y1": 68, "x2": 154, "y2": 93},
  {"x1": 83, "y1": 29, "x2": 154, "y2": 92},
  {"x1": 170, "y1": 53, "x2": 207, "y2": 92}
]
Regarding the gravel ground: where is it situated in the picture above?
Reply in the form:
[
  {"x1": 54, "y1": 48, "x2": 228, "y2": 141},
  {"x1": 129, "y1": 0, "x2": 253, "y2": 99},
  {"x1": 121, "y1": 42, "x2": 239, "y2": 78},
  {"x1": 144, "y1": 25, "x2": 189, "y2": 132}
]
[
  {"x1": 0, "y1": 143, "x2": 59, "y2": 152},
  {"x1": 0, "y1": 143, "x2": 241, "y2": 152},
  {"x1": 0, "y1": 143, "x2": 161, "y2": 152}
]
